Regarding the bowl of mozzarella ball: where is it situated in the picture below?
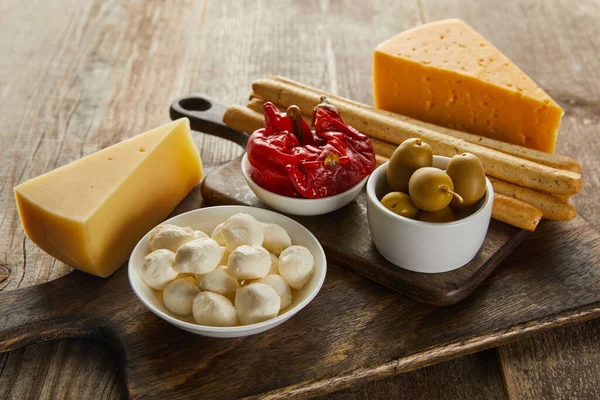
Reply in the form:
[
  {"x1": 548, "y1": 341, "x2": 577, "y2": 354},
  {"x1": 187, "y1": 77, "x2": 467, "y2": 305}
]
[{"x1": 128, "y1": 206, "x2": 327, "y2": 337}]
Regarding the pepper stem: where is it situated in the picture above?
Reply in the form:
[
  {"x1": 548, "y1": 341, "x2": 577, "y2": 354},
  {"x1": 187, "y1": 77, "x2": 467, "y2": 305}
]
[{"x1": 286, "y1": 105, "x2": 303, "y2": 143}]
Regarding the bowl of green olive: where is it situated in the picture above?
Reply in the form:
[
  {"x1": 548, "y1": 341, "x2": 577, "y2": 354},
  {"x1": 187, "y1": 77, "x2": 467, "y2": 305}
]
[{"x1": 366, "y1": 138, "x2": 493, "y2": 273}]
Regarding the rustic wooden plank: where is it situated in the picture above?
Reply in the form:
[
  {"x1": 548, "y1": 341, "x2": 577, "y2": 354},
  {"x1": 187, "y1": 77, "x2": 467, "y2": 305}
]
[
  {"x1": 321, "y1": 350, "x2": 506, "y2": 400},
  {"x1": 499, "y1": 318, "x2": 600, "y2": 399},
  {"x1": 0, "y1": 341, "x2": 124, "y2": 400}
]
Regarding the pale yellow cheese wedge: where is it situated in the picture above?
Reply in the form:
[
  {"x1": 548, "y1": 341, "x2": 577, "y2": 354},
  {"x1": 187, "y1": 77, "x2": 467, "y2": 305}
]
[
  {"x1": 14, "y1": 118, "x2": 202, "y2": 277},
  {"x1": 374, "y1": 19, "x2": 564, "y2": 153}
]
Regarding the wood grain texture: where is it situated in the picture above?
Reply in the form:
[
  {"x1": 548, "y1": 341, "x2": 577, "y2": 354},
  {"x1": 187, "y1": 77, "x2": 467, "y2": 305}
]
[
  {"x1": 1, "y1": 0, "x2": 600, "y2": 398},
  {"x1": 0, "y1": 340, "x2": 124, "y2": 400},
  {"x1": 320, "y1": 349, "x2": 506, "y2": 400},
  {"x1": 499, "y1": 318, "x2": 600, "y2": 400}
]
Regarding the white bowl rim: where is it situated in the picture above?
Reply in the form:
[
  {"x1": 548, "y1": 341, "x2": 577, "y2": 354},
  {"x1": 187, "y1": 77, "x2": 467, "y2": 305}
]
[
  {"x1": 367, "y1": 156, "x2": 494, "y2": 227},
  {"x1": 241, "y1": 152, "x2": 369, "y2": 203},
  {"x1": 128, "y1": 205, "x2": 327, "y2": 333}
]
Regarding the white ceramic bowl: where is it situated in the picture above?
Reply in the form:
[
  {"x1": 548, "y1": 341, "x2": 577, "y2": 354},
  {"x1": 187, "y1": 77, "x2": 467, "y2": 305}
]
[
  {"x1": 241, "y1": 153, "x2": 367, "y2": 216},
  {"x1": 366, "y1": 156, "x2": 493, "y2": 273},
  {"x1": 128, "y1": 206, "x2": 327, "y2": 337}
]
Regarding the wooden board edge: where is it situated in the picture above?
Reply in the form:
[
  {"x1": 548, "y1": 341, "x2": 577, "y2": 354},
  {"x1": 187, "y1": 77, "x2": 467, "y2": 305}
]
[
  {"x1": 436, "y1": 227, "x2": 531, "y2": 306},
  {"x1": 251, "y1": 303, "x2": 600, "y2": 400},
  {"x1": 325, "y1": 225, "x2": 530, "y2": 306}
]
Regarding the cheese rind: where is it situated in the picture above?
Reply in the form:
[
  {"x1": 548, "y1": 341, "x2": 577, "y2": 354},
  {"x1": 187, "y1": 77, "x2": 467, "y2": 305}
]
[
  {"x1": 373, "y1": 19, "x2": 563, "y2": 153},
  {"x1": 14, "y1": 118, "x2": 202, "y2": 277}
]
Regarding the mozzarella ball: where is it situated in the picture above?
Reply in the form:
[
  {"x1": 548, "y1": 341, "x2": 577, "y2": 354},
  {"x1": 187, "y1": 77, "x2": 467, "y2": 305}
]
[
  {"x1": 175, "y1": 238, "x2": 223, "y2": 274},
  {"x1": 278, "y1": 245, "x2": 314, "y2": 290},
  {"x1": 193, "y1": 292, "x2": 238, "y2": 327},
  {"x1": 148, "y1": 224, "x2": 195, "y2": 252},
  {"x1": 235, "y1": 283, "x2": 281, "y2": 325},
  {"x1": 269, "y1": 253, "x2": 279, "y2": 274},
  {"x1": 222, "y1": 213, "x2": 264, "y2": 252},
  {"x1": 140, "y1": 249, "x2": 178, "y2": 290},
  {"x1": 194, "y1": 230, "x2": 208, "y2": 240},
  {"x1": 257, "y1": 274, "x2": 292, "y2": 310},
  {"x1": 211, "y1": 223, "x2": 226, "y2": 246},
  {"x1": 262, "y1": 223, "x2": 292, "y2": 256},
  {"x1": 163, "y1": 277, "x2": 200, "y2": 316},
  {"x1": 227, "y1": 245, "x2": 271, "y2": 279},
  {"x1": 198, "y1": 266, "x2": 239, "y2": 300}
]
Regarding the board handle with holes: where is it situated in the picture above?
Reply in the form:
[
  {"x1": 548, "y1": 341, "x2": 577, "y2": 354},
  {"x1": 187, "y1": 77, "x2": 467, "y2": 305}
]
[{"x1": 170, "y1": 95, "x2": 250, "y2": 149}]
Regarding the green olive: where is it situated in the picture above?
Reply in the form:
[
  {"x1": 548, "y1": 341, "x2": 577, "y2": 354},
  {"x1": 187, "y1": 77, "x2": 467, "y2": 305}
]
[
  {"x1": 386, "y1": 138, "x2": 433, "y2": 192},
  {"x1": 419, "y1": 206, "x2": 456, "y2": 223},
  {"x1": 408, "y1": 167, "x2": 463, "y2": 211},
  {"x1": 446, "y1": 152, "x2": 487, "y2": 209},
  {"x1": 380, "y1": 192, "x2": 419, "y2": 219}
]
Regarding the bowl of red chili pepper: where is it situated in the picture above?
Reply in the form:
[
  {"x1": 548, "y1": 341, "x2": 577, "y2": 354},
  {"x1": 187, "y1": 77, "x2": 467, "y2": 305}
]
[{"x1": 242, "y1": 99, "x2": 377, "y2": 216}]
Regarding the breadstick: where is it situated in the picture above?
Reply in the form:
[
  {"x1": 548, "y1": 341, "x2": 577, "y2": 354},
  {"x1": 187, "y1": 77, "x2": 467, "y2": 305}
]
[
  {"x1": 252, "y1": 79, "x2": 582, "y2": 196},
  {"x1": 268, "y1": 75, "x2": 580, "y2": 173},
  {"x1": 489, "y1": 177, "x2": 576, "y2": 221},
  {"x1": 247, "y1": 97, "x2": 267, "y2": 114},
  {"x1": 492, "y1": 193, "x2": 543, "y2": 231},
  {"x1": 551, "y1": 193, "x2": 571, "y2": 202},
  {"x1": 250, "y1": 98, "x2": 578, "y2": 193},
  {"x1": 223, "y1": 105, "x2": 264, "y2": 134}
]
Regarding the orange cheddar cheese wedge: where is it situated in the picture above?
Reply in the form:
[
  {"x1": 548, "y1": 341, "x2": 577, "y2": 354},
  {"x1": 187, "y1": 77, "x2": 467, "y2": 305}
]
[
  {"x1": 373, "y1": 19, "x2": 563, "y2": 153},
  {"x1": 14, "y1": 118, "x2": 202, "y2": 277}
]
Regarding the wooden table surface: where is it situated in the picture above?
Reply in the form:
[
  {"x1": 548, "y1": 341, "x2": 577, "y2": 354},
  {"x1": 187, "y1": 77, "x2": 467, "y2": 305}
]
[{"x1": 1, "y1": 0, "x2": 599, "y2": 398}]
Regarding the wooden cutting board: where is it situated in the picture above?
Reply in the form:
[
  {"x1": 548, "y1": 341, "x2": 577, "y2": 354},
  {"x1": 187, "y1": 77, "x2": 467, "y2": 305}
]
[
  {"x1": 1, "y1": 198, "x2": 600, "y2": 399},
  {"x1": 1, "y1": 96, "x2": 599, "y2": 399},
  {"x1": 172, "y1": 95, "x2": 529, "y2": 306}
]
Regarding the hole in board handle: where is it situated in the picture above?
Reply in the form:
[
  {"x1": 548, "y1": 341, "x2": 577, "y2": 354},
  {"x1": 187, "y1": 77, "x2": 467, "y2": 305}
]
[{"x1": 180, "y1": 97, "x2": 212, "y2": 112}]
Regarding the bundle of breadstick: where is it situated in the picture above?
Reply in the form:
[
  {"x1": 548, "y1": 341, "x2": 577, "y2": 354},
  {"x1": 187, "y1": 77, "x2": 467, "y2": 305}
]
[{"x1": 222, "y1": 76, "x2": 581, "y2": 231}]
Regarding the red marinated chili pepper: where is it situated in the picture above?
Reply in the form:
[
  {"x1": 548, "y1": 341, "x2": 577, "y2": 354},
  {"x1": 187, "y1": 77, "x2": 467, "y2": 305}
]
[{"x1": 246, "y1": 98, "x2": 376, "y2": 198}]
